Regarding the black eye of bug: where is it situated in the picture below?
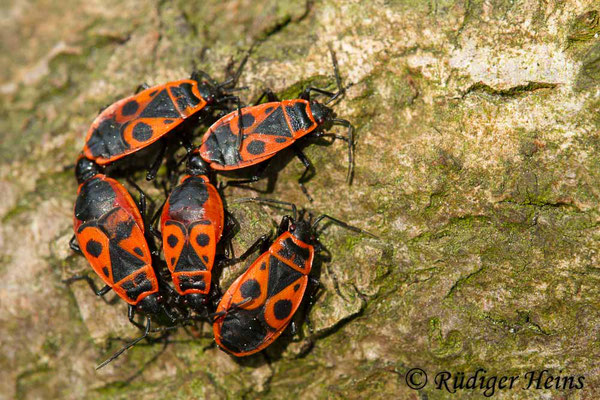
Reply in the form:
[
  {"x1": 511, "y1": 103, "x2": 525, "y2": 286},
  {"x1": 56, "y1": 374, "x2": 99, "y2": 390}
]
[{"x1": 156, "y1": 294, "x2": 164, "y2": 303}]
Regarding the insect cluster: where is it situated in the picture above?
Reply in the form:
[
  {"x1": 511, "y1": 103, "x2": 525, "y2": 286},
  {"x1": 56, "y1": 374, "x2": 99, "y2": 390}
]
[{"x1": 66, "y1": 49, "x2": 372, "y2": 369}]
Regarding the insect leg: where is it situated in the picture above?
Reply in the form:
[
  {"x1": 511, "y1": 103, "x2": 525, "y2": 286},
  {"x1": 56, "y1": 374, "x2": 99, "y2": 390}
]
[
  {"x1": 96, "y1": 316, "x2": 152, "y2": 369},
  {"x1": 292, "y1": 144, "x2": 315, "y2": 202},
  {"x1": 69, "y1": 235, "x2": 82, "y2": 254},
  {"x1": 63, "y1": 275, "x2": 113, "y2": 304},
  {"x1": 135, "y1": 83, "x2": 151, "y2": 94}
]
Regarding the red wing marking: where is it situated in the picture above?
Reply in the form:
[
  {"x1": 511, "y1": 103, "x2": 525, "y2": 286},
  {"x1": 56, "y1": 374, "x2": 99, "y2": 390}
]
[
  {"x1": 162, "y1": 220, "x2": 186, "y2": 274},
  {"x1": 269, "y1": 232, "x2": 314, "y2": 274},
  {"x1": 189, "y1": 222, "x2": 217, "y2": 271},
  {"x1": 84, "y1": 80, "x2": 207, "y2": 164},
  {"x1": 76, "y1": 224, "x2": 113, "y2": 285},
  {"x1": 217, "y1": 252, "x2": 271, "y2": 313},
  {"x1": 263, "y1": 276, "x2": 307, "y2": 330}
]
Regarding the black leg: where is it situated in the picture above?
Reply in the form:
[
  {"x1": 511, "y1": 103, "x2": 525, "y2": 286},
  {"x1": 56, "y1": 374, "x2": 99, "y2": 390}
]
[
  {"x1": 300, "y1": 87, "x2": 337, "y2": 101},
  {"x1": 214, "y1": 94, "x2": 242, "y2": 107},
  {"x1": 292, "y1": 145, "x2": 314, "y2": 202},
  {"x1": 253, "y1": 89, "x2": 280, "y2": 105},
  {"x1": 217, "y1": 45, "x2": 253, "y2": 90},
  {"x1": 219, "y1": 233, "x2": 271, "y2": 268},
  {"x1": 304, "y1": 285, "x2": 318, "y2": 335},
  {"x1": 63, "y1": 275, "x2": 112, "y2": 304},
  {"x1": 96, "y1": 316, "x2": 152, "y2": 369},
  {"x1": 149, "y1": 198, "x2": 167, "y2": 237},
  {"x1": 128, "y1": 304, "x2": 147, "y2": 331},
  {"x1": 300, "y1": 46, "x2": 346, "y2": 104},
  {"x1": 330, "y1": 119, "x2": 354, "y2": 184},
  {"x1": 220, "y1": 160, "x2": 272, "y2": 190},
  {"x1": 312, "y1": 131, "x2": 349, "y2": 143},
  {"x1": 191, "y1": 70, "x2": 219, "y2": 87},
  {"x1": 312, "y1": 214, "x2": 376, "y2": 238},
  {"x1": 97, "y1": 104, "x2": 110, "y2": 115},
  {"x1": 69, "y1": 235, "x2": 82, "y2": 254},
  {"x1": 146, "y1": 138, "x2": 168, "y2": 181},
  {"x1": 289, "y1": 320, "x2": 299, "y2": 340},
  {"x1": 218, "y1": 210, "x2": 240, "y2": 259},
  {"x1": 126, "y1": 178, "x2": 156, "y2": 226},
  {"x1": 135, "y1": 83, "x2": 151, "y2": 94},
  {"x1": 210, "y1": 297, "x2": 254, "y2": 321},
  {"x1": 234, "y1": 197, "x2": 298, "y2": 221},
  {"x1": 179, "y1": 136, "x2": 194, "y2": 154},
  {"x1": 277, "y1": 215, "x2": 293, "y2": 236}
]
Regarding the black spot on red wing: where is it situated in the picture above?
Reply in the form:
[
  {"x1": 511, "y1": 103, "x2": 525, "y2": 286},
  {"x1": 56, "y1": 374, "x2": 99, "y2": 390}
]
[
  {"x1": 133, "y1": 247, "x2": 144, "y2": 257},
  {"x1": 167, "y1": 234, "x2": 179, "y2": 248},
  {"x1": 202, "y1": 255, "x2": 209, "y2": 263},
  {"x1": 293, "y1": 283, "x2": 300, "y2": 291},
  {"x1": 241, "y1": 113, "x2": 255, "y2": 127},
  {"x1": 285, "y1": 102, "x2": 313, "y2": 132},
  {"x1": 260, "y1": 262, "x2": 267, "y2": 270},
  {"x1": 240, "y1": 279, "x2": 261, "y2": 299},
  {"x1": 121, "y1": 100, "x2": 139, "y2": 116},
  {"x1": 86, "y1": 116, "x2": 130, "y2": 159},
  {"x1": 164, "y1": 119, "x2": 174, "y2": 124},
  {"x1": 171, "y1": 257, "x2": 176, "y2": 266},
  {"x1": 264, "y1": 107, "x2": 274, "y2": 114},
  {"x1": 149, "y1": 90, "x2": 158, "y2": 97},
  {"x1": 196, "y1": 233, "x2": 210, "y2": 247},
  {"x1": 275, "y1": 137, "x2": 287, "y2": 143},
  {"x1": 273, "y1": 299, "x2": 293, "y2": 320},
  {"x1": 246, "y1": 140, "x2": 266, "y2": 155},
  {"x1": 86, "y1": 239, "x2": 103, "y2": 258},
  {"x1": 253, "y1": 106, "x2": 292, "y2": 137},
  {"x1": 132, "y1": 122, "x2": 153, "y2": 142},
  {"x1": 139, "y1": 89, "x2": 180, "y2": 118},
  {"x1": 102, "y1": 266, "x2": 109, "y2": 277}
]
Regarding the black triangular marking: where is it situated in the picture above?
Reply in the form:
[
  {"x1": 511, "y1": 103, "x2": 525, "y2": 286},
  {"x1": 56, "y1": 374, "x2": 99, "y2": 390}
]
[
  {"x1": 253, "y1": 106, "x2": 292, "y2": 137},
  {"x1": 174, "y1": 241, "x2": 208, "y2": 272},
  {"x1": 109, "y1": 242, "x2": 147, "y2": 282},
  {"x1": 139, "y1": 89, "x2": 181, "y2": 118},
  {"x1": 266, "y1": 255, "x2": 303, "y2": 297}
]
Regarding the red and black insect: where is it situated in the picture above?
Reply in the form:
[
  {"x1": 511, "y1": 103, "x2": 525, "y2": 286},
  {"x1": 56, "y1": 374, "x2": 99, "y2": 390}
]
[
  {"x1": 198, "y1": 50, "x2": 354, "y2": 196},
  {"x1": 160, "y1": 151, "x2": 226, "y2": 312},
  {"x1": 212, "y1": 198, "x2": 372, "y2": 357},
  {"x1": 82, "y1": 60, "x2": 248, "y2": 179},
  {"x1": 67, "y1": 156, "x2": 186, "y2": 368}
]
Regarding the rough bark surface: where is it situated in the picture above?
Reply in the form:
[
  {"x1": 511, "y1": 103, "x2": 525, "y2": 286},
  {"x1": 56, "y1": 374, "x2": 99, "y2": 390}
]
[{"x1": 1, "y1": 1, "x2": 600, "y2": 399}]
